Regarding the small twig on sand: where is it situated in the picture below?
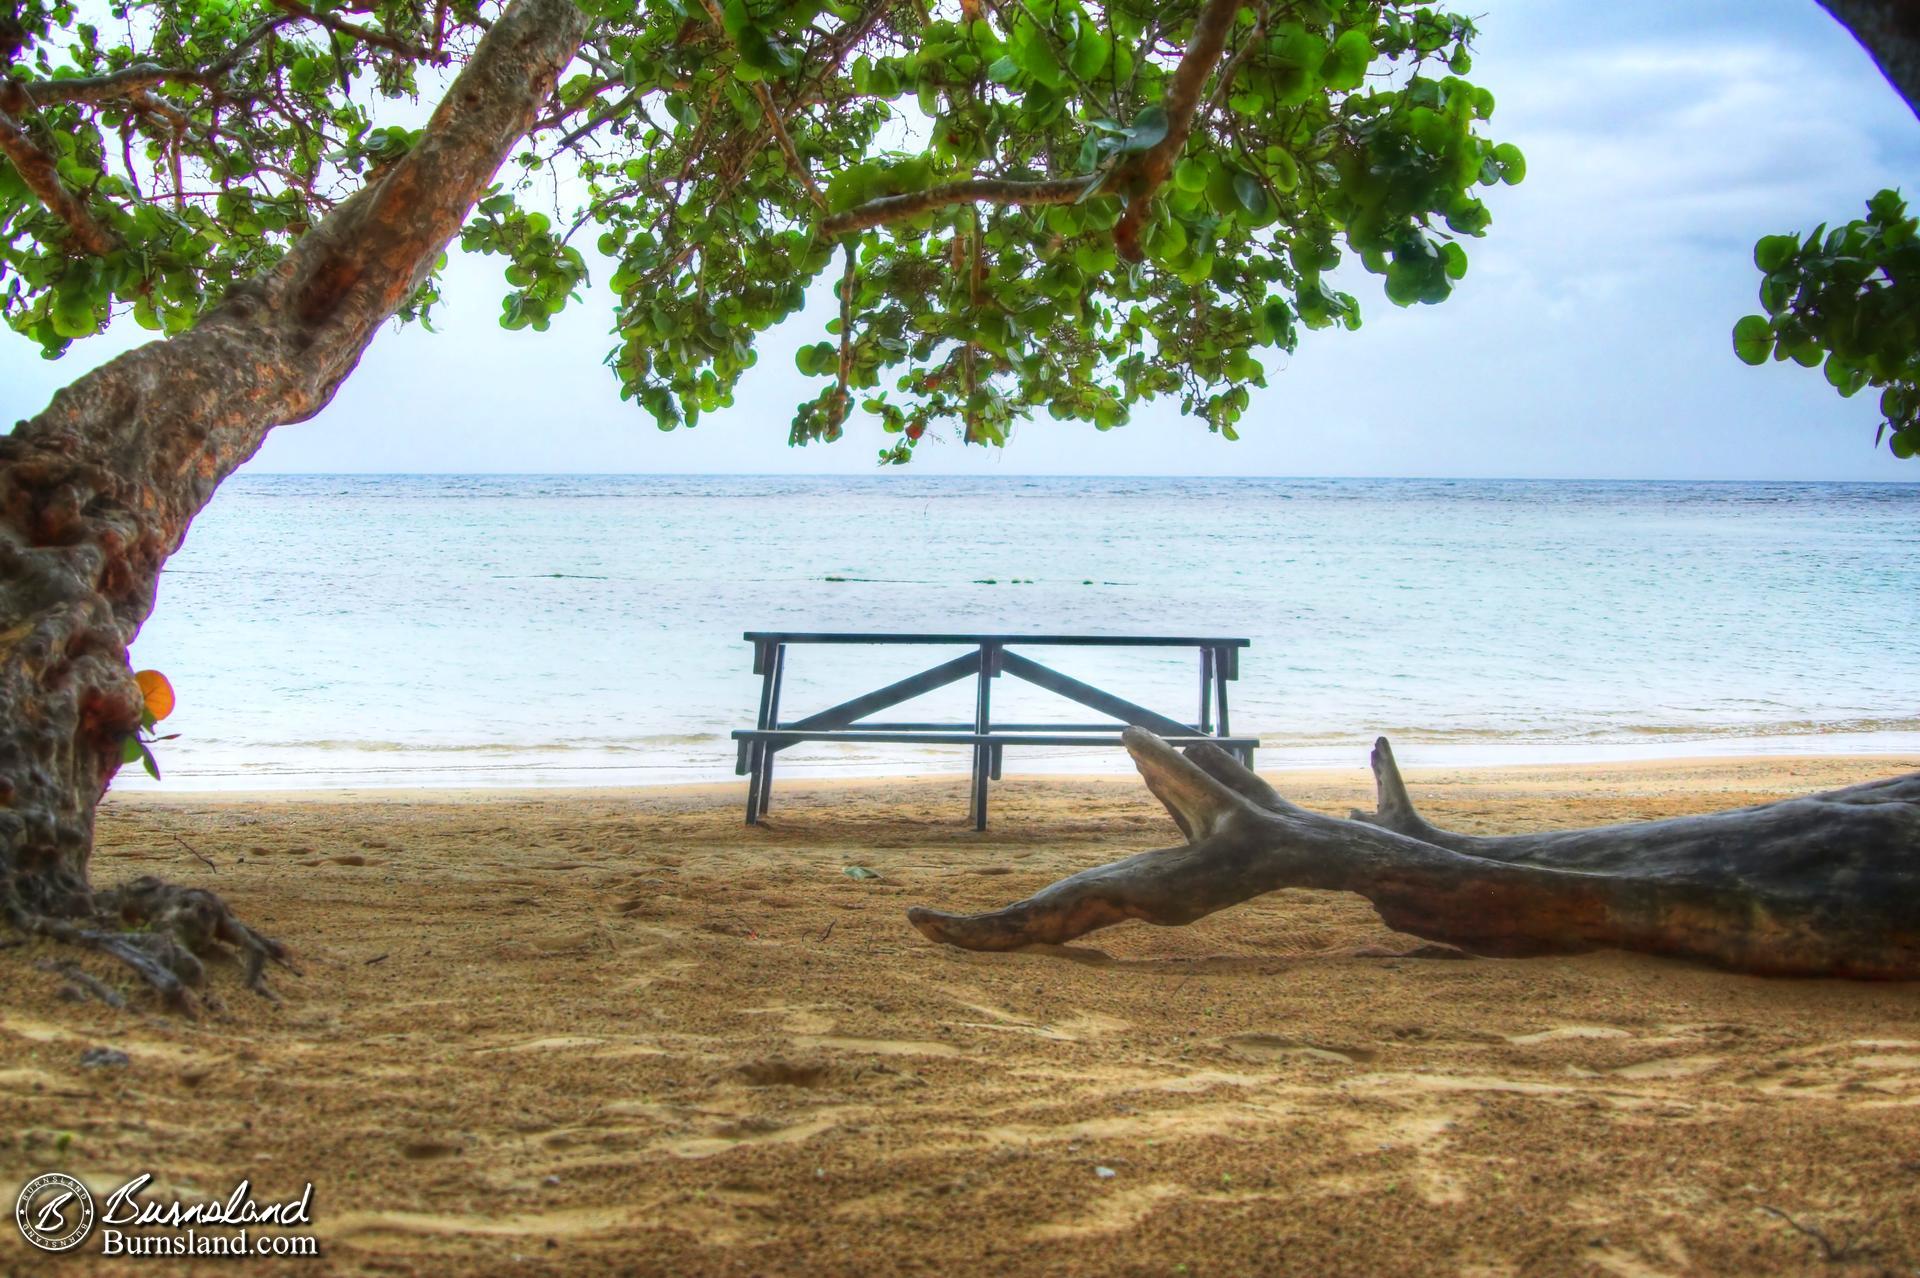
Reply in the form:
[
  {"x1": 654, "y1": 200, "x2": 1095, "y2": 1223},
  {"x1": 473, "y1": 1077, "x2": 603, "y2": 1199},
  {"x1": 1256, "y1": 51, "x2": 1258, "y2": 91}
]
[
  {"x1": 817, "y1": 921, "x2": 836, "y2": 943},
  {"x1": 1756, "y1": 1203, "x2": 1880, "y2": 1263},
  {"x1": 172, "y1": 834, "x2": 217, "y2": 871},
  {"x1": 364, "y1": 953, "x2": 389, "y2": 965}
]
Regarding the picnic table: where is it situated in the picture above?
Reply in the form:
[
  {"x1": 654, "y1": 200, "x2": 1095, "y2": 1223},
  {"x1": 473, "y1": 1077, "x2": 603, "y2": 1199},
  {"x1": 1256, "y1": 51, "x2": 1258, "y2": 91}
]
[{"x1": 731, "y1": 632, "x2": 1256, "y2": 829}]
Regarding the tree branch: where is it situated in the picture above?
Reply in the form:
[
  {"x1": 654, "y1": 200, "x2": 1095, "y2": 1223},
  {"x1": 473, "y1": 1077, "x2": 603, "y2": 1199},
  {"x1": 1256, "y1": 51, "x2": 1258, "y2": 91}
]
[
  {"x1": 820, "y1": 175, "x2": 1094, "y2": 237},
  {"x1": 554, "y1": 87, "x2": 636, "y2": 148},
  {"x1": 1, "y1": 65, "x2": 207, "y2": 111},
  {"x1": 706, "y1": 0, "x2": 889, "y2": 201},
  {"x1": 0, "y1": 15, "x2": 291, "y2": 113},
  {"x1": 271, "y1": 1, "x2": 451, "y2": 65},
  {"x1": 697, "y1": 0, "x2": 827, "y2": 210},
  {"x1": 1113, "y1": 0, "x2": 1243, "y2": 260},
  {"x1": 0, "y1": 107, "x2": 120, "y2": 255}
]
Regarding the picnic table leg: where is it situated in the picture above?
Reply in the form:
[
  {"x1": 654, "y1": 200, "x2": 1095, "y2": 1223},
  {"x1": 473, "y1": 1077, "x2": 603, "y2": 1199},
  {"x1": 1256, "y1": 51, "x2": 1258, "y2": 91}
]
[
  {"x1": 1199, "y1": 647, "x2": 1213, "y2": 734},
  {"x1": 972, "y1": 643, "x2": 998, "y2": 830},
  {"x1": 746, "y1": 640, "x2": 778, "y2": 826},
  {"x1": 759, "y1": 643, "x2": 786, "y2": 817},
  {"x1": 745, "y1": 749, "x2": 764, "y2": 824},
  {"x1": 1213, "y1": 645, "x2": 1232, "y2": 743}
]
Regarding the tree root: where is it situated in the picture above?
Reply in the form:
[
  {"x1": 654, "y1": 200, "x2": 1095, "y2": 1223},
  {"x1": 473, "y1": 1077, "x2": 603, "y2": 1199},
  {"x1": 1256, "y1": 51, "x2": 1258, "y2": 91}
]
[
  {"x1": 907, "y1": 729, "x2": 1920, "y2": 978},
  {"x1": 6, "y1": 874, "x2": 295, "y2": 1013}
]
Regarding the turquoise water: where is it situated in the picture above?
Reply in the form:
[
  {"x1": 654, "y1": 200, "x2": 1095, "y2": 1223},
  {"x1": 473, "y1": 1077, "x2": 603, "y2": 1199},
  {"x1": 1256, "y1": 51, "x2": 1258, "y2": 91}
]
[{"x1": 119, "y1": 476, "x2": 1920, "y2": 790}]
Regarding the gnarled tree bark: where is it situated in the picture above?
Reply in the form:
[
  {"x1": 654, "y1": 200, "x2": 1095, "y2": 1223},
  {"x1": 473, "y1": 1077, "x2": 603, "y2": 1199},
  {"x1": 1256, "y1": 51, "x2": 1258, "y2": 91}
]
[
  {"x1": 0, "y1": 0, "x2": 588, "y2": 1006},
  {"x1": 907, "y1": 729, "x2": 1920, "y2": 979}
]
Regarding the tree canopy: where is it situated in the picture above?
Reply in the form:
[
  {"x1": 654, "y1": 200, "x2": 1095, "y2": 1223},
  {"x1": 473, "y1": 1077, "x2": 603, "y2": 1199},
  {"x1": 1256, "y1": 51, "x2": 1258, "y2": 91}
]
[{"x1": 2, "y1": 0, "x2": 1520, "y2": 461}]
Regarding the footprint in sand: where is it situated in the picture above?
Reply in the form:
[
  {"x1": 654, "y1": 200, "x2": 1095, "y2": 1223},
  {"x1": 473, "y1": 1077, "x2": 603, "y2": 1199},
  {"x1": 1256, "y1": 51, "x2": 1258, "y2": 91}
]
[
  {"x1": 1224, "y1": 1032, "x2": 1377, "y2": 1065},
  {"x1": 734, "y1": 1058, "x2": 847, "y2": 1088}
]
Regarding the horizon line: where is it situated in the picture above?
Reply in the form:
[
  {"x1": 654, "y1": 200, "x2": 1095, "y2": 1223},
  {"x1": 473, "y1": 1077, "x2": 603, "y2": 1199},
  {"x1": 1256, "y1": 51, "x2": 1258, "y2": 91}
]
[{"x1": 232, "y1": 471, "x2": 1920, "y2": 485}]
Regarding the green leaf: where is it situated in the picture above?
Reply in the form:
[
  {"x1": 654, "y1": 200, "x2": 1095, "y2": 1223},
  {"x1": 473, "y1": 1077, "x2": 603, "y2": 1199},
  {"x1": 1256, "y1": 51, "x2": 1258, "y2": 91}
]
[
  {"x1": 1321, "y1": 28, "x2": 1372, "y2": 92},
  {"x1": 1264, "y1": 148, "x2": 1299, "y2": 192},
  {"x1": 1731, "y1": 315, "x2": 1773, "y2": 366},
  {"x1": 1010, "y1": 26, "x2": 1063, "y2": 88},
  {"x1": 1069, "y1": 24, "x2": 1110, "y2": 81},
  {"x1": 1753, "y1": 233, "x2": 1798, "y2": 273},
  {"x1": 1232, "y1": 171, "x2": 1268, "y2": 219},
  {"x1": 1115, "y1": 105, "x2": 1168, "y2": 154},
  {"x1": 1490, "y1": 142, "x2": 1525, "y2": 185},
  {"x1": 843, "y1": 865, "x2": 882, "y2": 880}
]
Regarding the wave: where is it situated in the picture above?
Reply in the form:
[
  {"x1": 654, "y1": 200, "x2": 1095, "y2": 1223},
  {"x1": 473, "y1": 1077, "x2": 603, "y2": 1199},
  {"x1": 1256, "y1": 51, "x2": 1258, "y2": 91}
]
[
  {"x1": 1233, "y1": 717, "x2": 1920, "y2": 744},
  {"x1": 194, "y1": 734, "x2": 725, "y2": 753}
]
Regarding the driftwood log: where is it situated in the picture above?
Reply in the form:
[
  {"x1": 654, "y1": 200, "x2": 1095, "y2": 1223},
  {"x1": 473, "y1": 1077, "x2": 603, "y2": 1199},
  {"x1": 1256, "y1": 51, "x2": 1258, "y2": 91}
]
[{"x1": 907, "y1": 729, "x2": 1920, "y2": 979}]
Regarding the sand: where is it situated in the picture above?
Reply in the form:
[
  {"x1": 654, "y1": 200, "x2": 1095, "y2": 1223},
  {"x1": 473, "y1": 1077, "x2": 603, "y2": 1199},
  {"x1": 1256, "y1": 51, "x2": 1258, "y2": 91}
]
[{"x1": 3, "y1": 754, "x2": 1919, "y2": 1277}]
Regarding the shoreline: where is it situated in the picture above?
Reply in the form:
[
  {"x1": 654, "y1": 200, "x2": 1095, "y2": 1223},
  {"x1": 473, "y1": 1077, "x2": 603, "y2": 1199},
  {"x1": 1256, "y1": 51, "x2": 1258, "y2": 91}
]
[
  {"x1": 101, "y1": 749, "x2": 1920, "y2": 805},
  {"x1": 107, "y1": 728, "x2": 1920, "y2": 797}
]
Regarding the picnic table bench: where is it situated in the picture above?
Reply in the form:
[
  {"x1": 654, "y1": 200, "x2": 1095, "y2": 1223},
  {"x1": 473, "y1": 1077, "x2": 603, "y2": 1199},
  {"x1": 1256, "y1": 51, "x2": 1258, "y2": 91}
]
[{"x1": 732, "y1": 632, "x2": 1255, "y2": 829}]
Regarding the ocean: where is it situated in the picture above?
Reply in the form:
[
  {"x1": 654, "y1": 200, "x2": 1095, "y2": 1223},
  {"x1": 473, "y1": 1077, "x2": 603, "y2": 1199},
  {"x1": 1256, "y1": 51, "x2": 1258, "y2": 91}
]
[{"x1": 118, "y1": 475, "x2": 1920, "y2": 790}]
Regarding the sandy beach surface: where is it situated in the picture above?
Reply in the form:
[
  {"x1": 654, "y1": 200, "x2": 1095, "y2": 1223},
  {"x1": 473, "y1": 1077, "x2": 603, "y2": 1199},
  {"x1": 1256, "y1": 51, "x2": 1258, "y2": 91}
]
[{"x1": 4, "y1": 754, "x2": 1919, "y2": 1277}]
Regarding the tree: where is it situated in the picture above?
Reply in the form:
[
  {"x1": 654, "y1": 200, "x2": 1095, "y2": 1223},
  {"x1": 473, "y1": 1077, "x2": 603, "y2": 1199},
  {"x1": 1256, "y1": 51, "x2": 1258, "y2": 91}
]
[
  {"x1": 1, "y1": 0, "x2": 1518, "y2": 1001},
  {"x1": 0, "y1": 0, "x2": 590, "y2": 1002},
  {"x1": 908, "y1": 730, "x2": 1920, "y2": 979}
]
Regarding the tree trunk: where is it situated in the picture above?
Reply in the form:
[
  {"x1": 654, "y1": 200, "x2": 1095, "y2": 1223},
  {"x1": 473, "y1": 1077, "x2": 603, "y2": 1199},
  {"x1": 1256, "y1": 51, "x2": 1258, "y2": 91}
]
[
  {"x1": 1818, "y1": 0, "x2": 1920, "y2": 119},
  {"x1": 907, "y1": 729, "x2": 1920, "y2": 979},
  {"x1": 0, "y1": 0, "x2": 587, "y2": 1001}
]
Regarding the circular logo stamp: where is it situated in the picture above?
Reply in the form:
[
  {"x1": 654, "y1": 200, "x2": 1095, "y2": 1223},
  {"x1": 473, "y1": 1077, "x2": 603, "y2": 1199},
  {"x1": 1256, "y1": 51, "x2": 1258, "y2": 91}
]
[{"x1": 15, "y1": 1172, "x2": 95, "y2": 1253}]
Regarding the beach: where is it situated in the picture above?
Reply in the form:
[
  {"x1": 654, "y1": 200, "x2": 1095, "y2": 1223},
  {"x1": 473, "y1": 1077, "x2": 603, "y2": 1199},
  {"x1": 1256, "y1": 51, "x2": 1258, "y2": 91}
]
[{"x1": 5, "y1": 754, "x2": 1918, "y2": 1276}]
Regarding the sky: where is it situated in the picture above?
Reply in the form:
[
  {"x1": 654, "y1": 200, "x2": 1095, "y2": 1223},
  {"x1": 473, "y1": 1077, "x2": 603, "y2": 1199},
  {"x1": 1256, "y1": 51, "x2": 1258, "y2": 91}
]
[{"x1": 5, "y1": 0, "x2": 1919, "y2": 479}]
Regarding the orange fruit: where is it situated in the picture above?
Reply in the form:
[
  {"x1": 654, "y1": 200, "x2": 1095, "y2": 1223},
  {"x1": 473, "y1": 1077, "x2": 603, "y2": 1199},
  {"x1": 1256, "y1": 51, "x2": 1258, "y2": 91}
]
[{"x1": 135, "y1": 670, "x2": 175, "y2": 721}]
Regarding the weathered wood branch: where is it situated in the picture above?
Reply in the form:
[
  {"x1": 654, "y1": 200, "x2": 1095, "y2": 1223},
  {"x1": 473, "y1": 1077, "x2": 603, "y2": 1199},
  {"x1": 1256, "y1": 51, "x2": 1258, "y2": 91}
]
[
  {"x1": 820, "y1": 176, "x2": 1095, "y2": 237},
  {"x1": 907, "y1": 729, "x2": 1920, "y2": 979},
  {"x1": 0, "y1": 106, "x2": 120, "y2": 255}
]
